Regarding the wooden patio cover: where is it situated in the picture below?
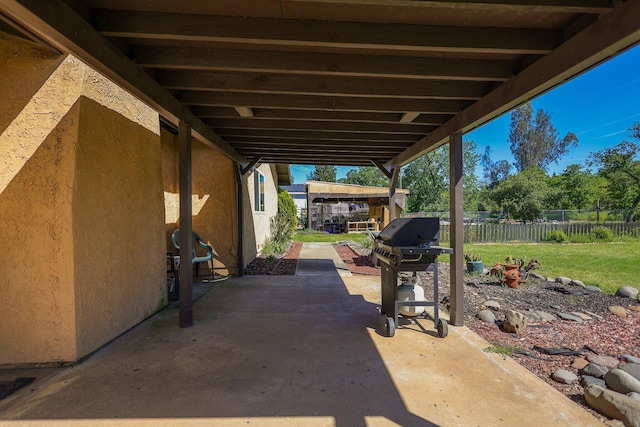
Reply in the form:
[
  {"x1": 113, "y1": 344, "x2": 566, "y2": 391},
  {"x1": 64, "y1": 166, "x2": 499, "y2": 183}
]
[{"x1": 2, "y1": 0, "x2": 640, "y2": 327}]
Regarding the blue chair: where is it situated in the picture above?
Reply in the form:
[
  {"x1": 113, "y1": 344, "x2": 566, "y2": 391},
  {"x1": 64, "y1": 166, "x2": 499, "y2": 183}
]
[{"x1": 171, "y1": 230, "x2": 214, "y2": 278}]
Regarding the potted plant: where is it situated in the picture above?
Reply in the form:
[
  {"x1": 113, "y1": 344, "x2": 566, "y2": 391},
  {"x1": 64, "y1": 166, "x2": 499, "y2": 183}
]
[{"x1": 464, "y1": 253, "x2": 483, "y2": 273}]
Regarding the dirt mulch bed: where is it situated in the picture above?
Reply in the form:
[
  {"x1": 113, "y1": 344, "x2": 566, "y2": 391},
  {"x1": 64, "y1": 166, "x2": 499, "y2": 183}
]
[
  {"x1": 333, "y1": 243, "x2": 381, "y2": 276},
  {"x1": 244, "y1": 242, "x2": 302, "y2": 275}
]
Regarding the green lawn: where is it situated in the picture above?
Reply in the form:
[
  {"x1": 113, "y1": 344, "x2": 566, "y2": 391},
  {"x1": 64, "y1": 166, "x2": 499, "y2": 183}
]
[
  {"x1": 293, "y1": 230, "x2": 369, "y2": 244},
  {"x1": 464, "y1": 242, "x2": 640, "y2": 294}
]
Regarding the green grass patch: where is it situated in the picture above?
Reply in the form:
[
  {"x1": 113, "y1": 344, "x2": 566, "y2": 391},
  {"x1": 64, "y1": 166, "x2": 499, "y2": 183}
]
[
  {"x1": 293, "y1": 230, "x2": 368, "y2": 244},
  {"x1": 484, "y1": 342, "x2": 522, "y2": 358},
  {"x1": 464, "y1": 242, "x2": 640, "y2": 294}
]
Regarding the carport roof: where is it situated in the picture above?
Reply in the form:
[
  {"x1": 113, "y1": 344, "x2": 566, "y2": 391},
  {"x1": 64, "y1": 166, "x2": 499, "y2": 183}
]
[{"x1": 1, "y1": 0, "x2": 639, "y2": 169}]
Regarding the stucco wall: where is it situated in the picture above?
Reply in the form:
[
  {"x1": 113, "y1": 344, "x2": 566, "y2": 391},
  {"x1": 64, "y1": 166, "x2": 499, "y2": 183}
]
[
  {"x1": 73, "y1": 97, "x2": 165, "y2": 358},
  {"x1": 162, "y1": 131, "x2": 239, "y2": 275},
  {"x1": 242, "y1": 164, "x2": 279, "y2": 265},
  {"x1": 0, "y1": 102, "x2": 79, "y2": 363},
  {"x1": 0, "y1": 32, "x2": 165, "y2": 364}
]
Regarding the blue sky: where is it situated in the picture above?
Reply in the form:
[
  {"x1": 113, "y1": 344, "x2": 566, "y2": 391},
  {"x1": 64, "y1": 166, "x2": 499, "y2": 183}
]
[{"x1": 291, "y1": 43, "x2": 640, "y2": 183}]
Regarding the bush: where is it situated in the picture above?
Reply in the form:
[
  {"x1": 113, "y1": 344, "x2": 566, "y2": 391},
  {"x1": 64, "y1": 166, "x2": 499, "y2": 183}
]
[
  {"x1": 543, "y1": 229, "x2": 567, "y2": 243},
  {"x1": 591, "y1": 226, "x2": 614, "y2": 241},
  {"x1": 270, "y1": 213, "x2": 294, "y2": 252},
  {"x1": 277, "y1": 188, "x2": 297, "y2": 230}
]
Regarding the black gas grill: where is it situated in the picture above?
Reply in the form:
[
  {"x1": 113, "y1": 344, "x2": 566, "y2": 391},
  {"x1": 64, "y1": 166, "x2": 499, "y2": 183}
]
[{"x1": 373, "y1": 218, "x2": 453, "y2": 337}]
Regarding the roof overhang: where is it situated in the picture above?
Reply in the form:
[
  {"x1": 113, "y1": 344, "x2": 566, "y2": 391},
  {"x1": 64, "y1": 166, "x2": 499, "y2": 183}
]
[{"x1": 1, "y1": 0, "x2": 639, "y2": 169}]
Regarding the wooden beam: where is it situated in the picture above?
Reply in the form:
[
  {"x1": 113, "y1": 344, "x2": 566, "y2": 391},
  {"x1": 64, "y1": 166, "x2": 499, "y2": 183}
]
[
  {"x1": 389, "y1": 167, "x2": 401, "y2": 221},
  {"x1": 216, "y1": 128, "x2": 422, "y2": 142},
  {"x1": 239, "y1": 148, "x2": 403, "y2": 156},
  {"x1": 234, "y1": 163, "x2": 244, "y2": 277},
  {"x1": 290, "y1": 0, "x2": 614, "y2": 14},
  {"x1": 241, "y1": 157, "x2": 262, "y2": 175},
  {"x1": 449, "y1": 132, "x2": 464, "y2": 327},
  {"x1": 389, "y1": 0, "x2": 640, "y2": 167},
  {"x1": 193, "y1": 106, "x2": 452, "y2": 125},
  {"x1": 0, "y1": 0, "x2": 246, "y2": 164},
  {"x1": 399, "y1": 112, "x2": 421, "y2": 124},
  {"x1": 371, "y1": 160, "x2": 392, "y2": 179},
  {"x1": 182, "y1": 91, "x2": 469, "y2": 114},
  {"x1": 97, "y1": 11, "x2": 559, "y2": 55},
  {"x1": 234, "y1": 106, "x2": 254, "y2": 117},
  {"x1": 207, "y1": 118, "x2": 433, "y2": 134},
  {"x1": 157, "y1": 70, "x2": 489, "y2": 100},
  {"x1": 227, "y1": 138, "x2": 412, "y2": 149},
  {"x1": 134, "y1": 47, "x2": 515, "y2": 81},
  {"x1": 178, "y1": 122, "x2": 193, "y2": 328}
]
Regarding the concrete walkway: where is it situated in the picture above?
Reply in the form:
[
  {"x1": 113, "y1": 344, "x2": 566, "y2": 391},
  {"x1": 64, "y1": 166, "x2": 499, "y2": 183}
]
[{"x1": 0, "y1": 243, "x2": 603, "y2": 426}]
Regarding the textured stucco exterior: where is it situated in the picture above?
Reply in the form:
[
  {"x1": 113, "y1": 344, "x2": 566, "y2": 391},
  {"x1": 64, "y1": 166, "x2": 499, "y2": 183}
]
[
  {"x1": 242, "y1": 164, "x2": 280, "y2": 266},
  {"x1": 162, "y1": 130, "x2": 239, "y2": 275},
  {"x1": 0, "y1": 33, "x2": 164, "y2": 364}
]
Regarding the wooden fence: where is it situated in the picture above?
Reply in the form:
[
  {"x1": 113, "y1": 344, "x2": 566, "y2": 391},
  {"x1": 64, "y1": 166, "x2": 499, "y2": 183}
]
[{"x1": 438, "y1": 222, "x2": 640, "y2": 243}]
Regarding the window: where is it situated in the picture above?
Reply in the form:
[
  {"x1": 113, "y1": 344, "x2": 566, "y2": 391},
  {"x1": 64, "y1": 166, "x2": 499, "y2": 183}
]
[{"x1": 254, "y1": 171, "x2": 265, "y2": 212}]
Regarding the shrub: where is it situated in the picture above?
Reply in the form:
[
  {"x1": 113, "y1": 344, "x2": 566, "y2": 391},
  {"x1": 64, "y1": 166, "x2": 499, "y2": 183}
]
[
  {"x1": 270, "y1": 213, "x2": 294, "y2": 252},
  {"x1": 590, "y1": 226, "x2": 614, "y2": 241},
  {"x1": 277, "y1": 188, "x2": 297, "y2": 230},
  {"x1": 568, "y1": 233, "x2": 591, "y2": 243},
  {"x1": 543, "y1": 229, "x2": 567, "y2": 243}
]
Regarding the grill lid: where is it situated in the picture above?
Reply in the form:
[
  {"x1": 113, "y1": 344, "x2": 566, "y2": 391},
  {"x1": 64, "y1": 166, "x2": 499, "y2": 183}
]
[{"x1": 376, "y1": 218, "x2": 440, "y2": 247}]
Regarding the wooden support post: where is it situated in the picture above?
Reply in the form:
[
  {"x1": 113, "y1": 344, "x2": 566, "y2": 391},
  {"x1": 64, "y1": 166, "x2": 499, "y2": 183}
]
[
  {"x1": 371, "y1": 159, "x2": 392, "y2": 179},
  {"x1": 307, "y1": 186, "x2": 312, "y2": 230},
  {"x1": 449, "y1": 132, "x2": 464, "y2": 326},
  {"x1": 235, "y1": 163, "x2": 244, "y2": 277},
  {"x1": 389, "y1": 167, "x2": 400, "y2": 221},
  {"x1": 178, "y1": 121, "x2": 193, "y2": 328}
]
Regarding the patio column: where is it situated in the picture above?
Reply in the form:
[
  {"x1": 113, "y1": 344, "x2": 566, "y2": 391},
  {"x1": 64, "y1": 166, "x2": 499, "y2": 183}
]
[
  {"x1": 449, "y1": 132, "x2": 464, "y2": 326},
  {"x1": 307, "y1": 187, "x2": 312, "y2": 229},
  {"x1": 178, "y1": 121, "x2": 193, "y2": 328},
  {"x1": 389, "y1": 167, "x2": 400, "y2": 221},
  {"x1": 235, "y1": 163, "x2": 244, "y2": 277}
]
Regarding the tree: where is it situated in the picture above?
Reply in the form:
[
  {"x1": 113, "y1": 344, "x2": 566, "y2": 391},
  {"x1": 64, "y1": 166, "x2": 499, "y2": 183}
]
[
  {"x1": 508, "y1": 102, "x2": 578, "y2": 172},
  {"x1": 403, "y1": 140, "x2": 481, "y2": 212},
  {"x1": 339, "y1": 166, "x2": 389, "y2": 187},
  {"x1": 490, "y1": 167, "x2": 549, "y2": 222},
  {"x1": 481, "y1": 145, "x2": 511, "y2": 187},
  {"x1": 588, "y1": 139, "x2": 640, "y2": 222},
  {"x1": 306, "y1": 165, "x2": 337, "y2": 182},
  {"x1": 556, "y1": 164, "x2": 598, "y2": 209}
]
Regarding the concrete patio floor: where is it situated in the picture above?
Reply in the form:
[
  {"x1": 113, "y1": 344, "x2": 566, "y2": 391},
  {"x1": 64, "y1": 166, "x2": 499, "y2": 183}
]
[{"x1": 0, "y1": 243, "x2": 603, "y2": 426}]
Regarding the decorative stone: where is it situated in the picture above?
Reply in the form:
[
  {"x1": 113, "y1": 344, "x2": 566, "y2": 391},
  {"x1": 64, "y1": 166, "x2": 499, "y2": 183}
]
[
  {"x1": 557, "y1": 312, "x2": 583, "y2": 322},
  {"x1": 572, "y1": 357, "x2": 589, "y2": 370},
  {"x1": 628, "y1": 392, "x2": 640, "y2": 402},
  {"x1": 587, "y1": 355, "x2": 620, "y2": 370},
  {"x1": 569, "y1": 279, "x2": 585, "y2": 287},
  {"x1": 581, "y1": 375, "x2": 607, "y2": 388},
  {"x1": 605, "y1": 369, "x2": 640, "y2": 394},
  {"x1": 584, "y1": 384, "x2": 640, "y2": 427},
  {"x1": 583, "y1": 310, "x2": 603, "y2": 319},
  {"x1": 503, "y1": 309, "x2": 527, "y2": 334},
  {"x1": 530, "y1": 272, "x2": 545, "y2": 280},
  {"x1": 552, "y1": 369, "x2": 578, "y2": 384},
  {"x1": 477, "y1": 310, "x2": 496, "y2": 324},
  {"x1": 483, "y1": 300, "x2": 501, "y2": 311},
  {"x1": 585, "y1": 285, "x2": 603, "y2": 293},
  {"x1": 620, "y1": 364, "x2": 640, "y2": 382},
  {"x1": 556, "y1": 276, "x2": 571, "y2": 285},
  {"x1": 583, "y1": 363, "x2": 609, "y2": 378},
  {"x1": 534, "y1": 310, "x2": 557, "y2": 322},
  {"x1": 609, "y1": 306, "x2": 627, "y2": 317},
  {"x1": 517, "y1": 309, "x2": 540, "y2": 321},
  {"x1": 571, "y1": 312, "x2": 592, "y2": 320},
  {"x1": 616, "y1": 286, "x2": 639, "y2": 299},
  {"x1": 622, "y1": 356, "x2": 640, "y2": 365}
]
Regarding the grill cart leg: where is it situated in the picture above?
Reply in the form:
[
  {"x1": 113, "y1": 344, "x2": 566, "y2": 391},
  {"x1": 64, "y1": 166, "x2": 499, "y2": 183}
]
[{"x1": 385, "y1": 317, "x2": 396, "y2": 337}]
